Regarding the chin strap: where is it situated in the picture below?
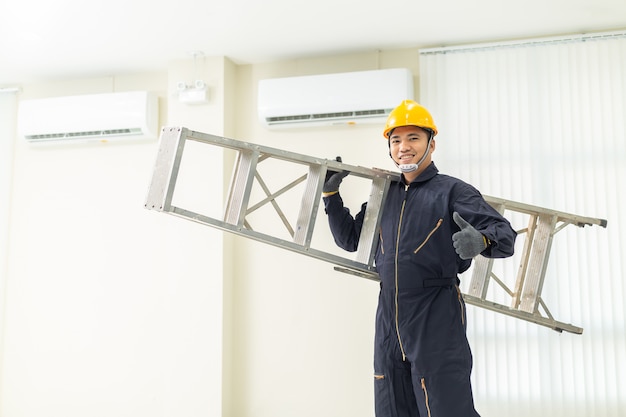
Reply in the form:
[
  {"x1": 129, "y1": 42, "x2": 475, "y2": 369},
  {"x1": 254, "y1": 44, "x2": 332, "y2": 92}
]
[
  {"x1": 398, "y1": 163, "x2": 418, "y2": 173},
  {"x1": 389, "y1": 134, "x2": 434, "y2": 174}
]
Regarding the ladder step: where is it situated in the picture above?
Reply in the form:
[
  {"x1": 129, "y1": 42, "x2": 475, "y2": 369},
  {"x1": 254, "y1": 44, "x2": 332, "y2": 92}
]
[
  {"x1": 518, "y1": 213, "x2": 558, "y2": 313},
  {"x1": 224, "y1": 148, "x2": 259, "y2": 227}
]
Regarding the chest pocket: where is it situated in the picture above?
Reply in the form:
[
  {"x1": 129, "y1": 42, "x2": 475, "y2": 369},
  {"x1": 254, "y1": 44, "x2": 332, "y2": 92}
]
[{"x1": 413, "y1": 218, "x2": 443, "y2": 254}]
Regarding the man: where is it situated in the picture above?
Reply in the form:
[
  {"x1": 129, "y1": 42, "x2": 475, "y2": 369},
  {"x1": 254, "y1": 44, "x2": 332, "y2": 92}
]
[{"x1": 322, "y1": 100, "x2": 517, "y2": 416}]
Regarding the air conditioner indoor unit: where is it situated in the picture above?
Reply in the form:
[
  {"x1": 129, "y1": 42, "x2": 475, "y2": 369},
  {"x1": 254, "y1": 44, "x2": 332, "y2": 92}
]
[
  {"x1": 257, "y1": 68, "x2": 414, "y2": 129},
  {"x1": 18, "y1": 91, "x2": 159, "y2": 144}
]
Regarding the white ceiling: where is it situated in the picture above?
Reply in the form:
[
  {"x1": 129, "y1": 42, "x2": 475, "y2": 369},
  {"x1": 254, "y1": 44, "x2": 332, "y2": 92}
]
[{"x1": 1, "y1": 0, "x2": 625, "y2": 86}]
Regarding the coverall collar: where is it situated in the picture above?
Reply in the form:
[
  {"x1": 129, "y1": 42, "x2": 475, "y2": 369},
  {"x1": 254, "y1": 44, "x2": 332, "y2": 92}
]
[{"x1": 401, "y1": 162, "x2": 439, "y2": 186}]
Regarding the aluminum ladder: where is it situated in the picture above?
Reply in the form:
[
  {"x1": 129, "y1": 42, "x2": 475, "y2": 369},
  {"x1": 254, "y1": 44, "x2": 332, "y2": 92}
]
[{"x1": 145, "y1": 127, "x2": 607, "y2": 334}]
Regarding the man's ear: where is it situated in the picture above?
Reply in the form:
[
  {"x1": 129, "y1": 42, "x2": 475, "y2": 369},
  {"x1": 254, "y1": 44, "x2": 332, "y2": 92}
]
[{"x1": 430, "y1": 138, "x2": 436, "y2": 153}]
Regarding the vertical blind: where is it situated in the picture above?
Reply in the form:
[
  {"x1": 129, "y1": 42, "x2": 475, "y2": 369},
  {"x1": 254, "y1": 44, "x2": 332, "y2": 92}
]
[{"x1": 419, "y1": 31, "x2": 625, "y2": 417}]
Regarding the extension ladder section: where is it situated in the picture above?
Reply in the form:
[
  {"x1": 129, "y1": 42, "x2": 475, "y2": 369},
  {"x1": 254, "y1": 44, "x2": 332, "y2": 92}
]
[
  {"x1": 144, "y1": 127, "x2": 395, "y2": 276},
  {"x1": 145, "y1": 127, "x2": 607, "y2": 334},
  {"x1": 465, "y1": 196, "x2": 606, "y2": 334}
]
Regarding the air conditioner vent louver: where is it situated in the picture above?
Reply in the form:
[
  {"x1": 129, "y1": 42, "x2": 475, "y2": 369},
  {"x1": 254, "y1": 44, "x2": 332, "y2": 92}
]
[
  {"x1": 18, "y1": 91, "x2": 158, "y2": 144},
  {"x1": 355, "y1": 109, "x2": 389, "y2": 116},
  {"x1": 267, "y1": 114, "x2": 312, "y2": 123},
  {"x1": 266, "y1": 108, "x2": 393, "y2": 125},
  {"x1": 25, "y1": 128, "x2": 143, "y2": 142},
  {"x1": 258, "y1": 68, "x2": 413, "y2": 129}
]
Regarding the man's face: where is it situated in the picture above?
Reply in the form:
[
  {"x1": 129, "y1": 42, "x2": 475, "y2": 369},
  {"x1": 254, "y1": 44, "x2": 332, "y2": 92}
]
[{"x1": 388, "y1": 125, "x2": 435, "y2": 170}]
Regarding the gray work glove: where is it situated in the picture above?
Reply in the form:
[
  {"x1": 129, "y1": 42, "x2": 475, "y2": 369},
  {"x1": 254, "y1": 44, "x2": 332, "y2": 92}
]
[
  {"x1": 323, "y1": 170, "x2": 349, "y2": 194},
  {"x1": 323, "y1": 157, "x2": 349, "y2": 194},
  {"x1": 452, "y1": 212, "x2": 488, "y2": 259}
]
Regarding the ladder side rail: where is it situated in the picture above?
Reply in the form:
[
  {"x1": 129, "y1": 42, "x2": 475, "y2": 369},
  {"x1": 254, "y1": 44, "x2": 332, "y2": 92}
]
[
  {"x1": 188, "y1": 129, "x2": 400, "y2": 185},
  {"x1": 463, "y1": 294, "x2": 582, "y2": 334},
  {"x1": 168, "y1": 205, "x2": 379, "y2": 278},
  {"x1": 519, "y1": 213, "x2": 558, "y2": 313},
  {"x1": 484, "y1": 195, "x2": 607, "y2": 228},
  {"x1": 185, "y1": 129, "x2": 362, "y2": 174},
  {"x1": 187, "y1": 131, "x2": 270, "y2": 155}
]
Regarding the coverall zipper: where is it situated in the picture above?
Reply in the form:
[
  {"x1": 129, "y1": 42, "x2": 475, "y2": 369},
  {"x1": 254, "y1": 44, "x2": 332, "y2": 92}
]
[
  {"x1": 394, "y1": 208, "x2": 444, "y2": 361},
  {"x1": 394, "y1": 184, "x2": 444, "y2": 362},
  {"x1": 394, "y1": 198, "x2": 408, "y2": 361}
]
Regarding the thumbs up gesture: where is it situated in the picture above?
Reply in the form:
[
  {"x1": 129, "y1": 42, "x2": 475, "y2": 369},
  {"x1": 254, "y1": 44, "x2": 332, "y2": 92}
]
[{"x1": 452, "y1": 212, "x2": 488, "y2": 260}]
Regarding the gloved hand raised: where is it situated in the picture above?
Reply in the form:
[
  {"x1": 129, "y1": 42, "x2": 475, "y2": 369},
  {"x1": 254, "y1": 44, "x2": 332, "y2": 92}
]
[
  {"x1": 452, "y1": 212, "x2": 488, "y2": 259},
  {"x1": 323, "y1": 171, "x2": 349, "y2": 194},
  {"x1": 323, "y1": 157, "x2": 349, "y2": 195}
]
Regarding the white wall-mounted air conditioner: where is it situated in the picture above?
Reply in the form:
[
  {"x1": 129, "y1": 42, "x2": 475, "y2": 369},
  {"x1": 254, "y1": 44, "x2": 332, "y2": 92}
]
[
  {"x1": 18, "y1": 91, "x2": 159, "y2": 143},
  {"x1": 257, "y1": 68, "x2": 414, "y2": 129}
]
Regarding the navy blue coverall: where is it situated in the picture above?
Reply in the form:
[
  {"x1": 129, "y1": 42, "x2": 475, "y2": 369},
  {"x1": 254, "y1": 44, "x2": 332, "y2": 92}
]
[{"x1": 323, "y1": 162, "x2": 517, "y2": 417}]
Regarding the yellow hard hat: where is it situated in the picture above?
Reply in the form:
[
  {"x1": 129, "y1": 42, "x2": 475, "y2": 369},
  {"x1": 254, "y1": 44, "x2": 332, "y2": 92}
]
[{"x1": 383, "y1": 100, "x2": 438, "y2": 139}]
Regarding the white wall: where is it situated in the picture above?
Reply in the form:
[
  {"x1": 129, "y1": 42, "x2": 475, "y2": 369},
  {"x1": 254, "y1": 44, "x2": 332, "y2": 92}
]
[
  {"x1": 0, "y1": 90, "x2": 18, "y2": 408},
  {"x1": 0, "y1": 62, "x2": 231, "y2": 417}
]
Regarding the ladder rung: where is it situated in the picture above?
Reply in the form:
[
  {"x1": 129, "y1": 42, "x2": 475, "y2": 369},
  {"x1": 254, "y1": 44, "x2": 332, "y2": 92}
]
[
  {"x1": 518, "y1": 213, "x2": 558, "y2": 313},
  {"x1": 355, "y1": 175, "x2": 391, "y2": 265},
  {"x1": 293, "y1": 164, "x2": 324, "y2": 247},
  {"x1": 224, "y1": 148, "x2": 259, "y2": 227}
]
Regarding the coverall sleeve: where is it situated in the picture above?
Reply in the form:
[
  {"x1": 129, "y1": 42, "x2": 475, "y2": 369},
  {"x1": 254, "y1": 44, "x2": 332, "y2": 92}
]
[
  {"x1": 323, "y1": 193, "x2": 367, "y2": 252},
  {"x1": 452, "y1": 185, "x2": 517, "y2": 259}
]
